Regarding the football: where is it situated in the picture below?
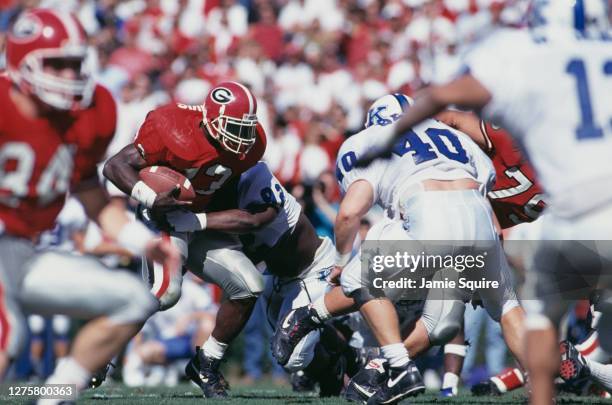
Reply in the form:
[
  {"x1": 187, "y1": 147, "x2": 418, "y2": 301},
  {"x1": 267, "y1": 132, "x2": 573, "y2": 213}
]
[{"x1": 139, "y1": 166, "x2": 196, "y2": 201}]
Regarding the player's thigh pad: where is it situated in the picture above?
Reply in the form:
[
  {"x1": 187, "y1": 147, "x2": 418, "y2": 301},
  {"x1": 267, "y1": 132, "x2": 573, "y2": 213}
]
[
  {"x1": 188, "y1": 231, "x2": 263, "y2": 299},
  {"x1": 20, "y1": 251, "x2": 157, "y2": 324}
]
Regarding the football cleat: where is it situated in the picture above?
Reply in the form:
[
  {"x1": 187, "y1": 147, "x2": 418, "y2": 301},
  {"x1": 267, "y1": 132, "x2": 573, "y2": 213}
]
[
  {"x1": 344, "y1": 358, "x2": 388, "y2": 403},
  {"x1": 272, "y1": 306, "x2": 321, "y2": 366},
  {"x1": 471, "y1": 380, "x2": 503, "y2": 396},
  {"x1": 439, "y1": 387, "x2": 455, "y2": 397},
  {"x1": 290, "y1": 370, "x2": 316, "y2": 392},
  {"x1": 366, "y1": 361, "x2": 425, "y2": 405},
  {"x1": 185, "y1": 347, "x2": 229, "y2": 398},
  {"x1": 89, "y1": 362, "x2": 115, "y2": 389},
  {"x1": 559, "y1": 340, "x2": 590, "y2": 382}
]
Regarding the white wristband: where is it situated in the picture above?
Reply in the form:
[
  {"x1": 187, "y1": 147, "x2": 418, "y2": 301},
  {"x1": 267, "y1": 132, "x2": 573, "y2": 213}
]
[
  {"x1": 131, "y1": 181, "x2": 157, "y2": 208},
  {"x1": 196, "y1": 213, "x2": 207, "y2": 230},
  {"x1": 335, "y1": 251, "x2": 351, "y2": 267},
  {"x1": 117, "y1": 220, "x2": 154, "y2": 256}
]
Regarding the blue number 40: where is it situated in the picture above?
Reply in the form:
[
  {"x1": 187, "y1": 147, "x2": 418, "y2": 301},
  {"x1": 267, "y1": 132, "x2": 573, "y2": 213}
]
[
  {"x1": 393, "y1": 128, "x2": 469, "y2": 165},
  {"x1": 566, "y1": 58, "x2": 612, "y2": 140}
]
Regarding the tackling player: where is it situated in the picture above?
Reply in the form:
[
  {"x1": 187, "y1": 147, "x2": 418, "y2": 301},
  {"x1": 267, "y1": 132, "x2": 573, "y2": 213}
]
[
  {"x1": 278, "y1": 93, "x2": 517, "y2": 404},
  {"x1": 355, "y1": 2, "x2": 612, "y2": 404},
  {"x1": 165, "y1": 161, "x2": 350, "y2": 396},
  {"x1": 273, "y1": 95, "x2": 524, "y2": 403},
  {"x1": 0, "y1": 9, "x2": 180, "y2": 404},
  {"x1": 103, "y1": 81, "x2": 266, "y2": 398}
]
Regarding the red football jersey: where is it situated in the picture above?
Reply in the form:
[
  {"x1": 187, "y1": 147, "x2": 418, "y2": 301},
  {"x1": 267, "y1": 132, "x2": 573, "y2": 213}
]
[
  {"x1": 134, "y1": 103, "x2": 267, "y2": 212},
  {"x1": 0, "y1": 77, "x2": 116, "y2": 238},
  {"x1": 481, "y1": 122, "x2": 546, "y2": 229}
]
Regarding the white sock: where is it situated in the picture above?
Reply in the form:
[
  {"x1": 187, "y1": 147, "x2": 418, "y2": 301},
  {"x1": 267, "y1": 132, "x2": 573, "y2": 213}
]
[
  {"x1": 202, "y1": 336, "x2": 228, "y2": 360},
  {"x1": 311, "y1": 297, "x2": 331, "y2": 322},
  {"x1": 38, "y1": 357, "x2": 90, "y2": 404},
  {"x1": 442, "y1": 372, "x2": 460, "y2": 395},
  {"x1": 585, "y1": 358, "x2": 612, "y2": 392},
  {"x1": 381, "y1": 343, "x2": 410, "y2": 368}
]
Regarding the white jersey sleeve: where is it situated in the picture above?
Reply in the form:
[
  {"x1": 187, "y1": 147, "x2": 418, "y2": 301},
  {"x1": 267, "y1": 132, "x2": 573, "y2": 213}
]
[
  {"x1": 237, "y1": 162, "x2": 301, "y2": 248},
  {"x1": 335, "y1": 126, "x2": 388, "y2": 204},
  {"x1": 461, "y1": 29, "x2": 532, "y2": 132},
  {"x1": 463, "y1": 28, "x2": 612, "y2": 217}
]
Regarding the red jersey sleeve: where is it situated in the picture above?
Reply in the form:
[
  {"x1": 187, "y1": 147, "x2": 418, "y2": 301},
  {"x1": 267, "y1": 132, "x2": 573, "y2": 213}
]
[{"x1": 134, "y1": 110, "x2": 169, "y2": 165}]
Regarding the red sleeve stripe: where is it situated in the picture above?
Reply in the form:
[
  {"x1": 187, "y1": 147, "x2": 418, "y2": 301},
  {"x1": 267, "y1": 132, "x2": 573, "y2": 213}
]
[{"x1": 0, "y1": 282, "x2": 11, "y2": 351}]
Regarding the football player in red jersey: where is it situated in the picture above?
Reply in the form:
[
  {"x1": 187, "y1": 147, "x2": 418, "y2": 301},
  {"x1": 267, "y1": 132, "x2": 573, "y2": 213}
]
[
  {"x1": 436, "y1": 111, "x2": 546, "y2": 230},
  {"x1": 0, "y1": 8, "x2": 180, "y2": 402},
  {"x1": 103, "y1": 81, "x2": 267, "y2": 398}
]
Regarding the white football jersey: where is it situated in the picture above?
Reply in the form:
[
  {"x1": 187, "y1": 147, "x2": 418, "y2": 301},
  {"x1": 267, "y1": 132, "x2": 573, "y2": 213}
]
[
  {"x1": 237, "y1": 161, "x2": 301, "y2": 248},
  {"x1": 464, "y1": 28, "x2": 612, "y2": 217},
  {"x1": 336, "y1": 119, "x2": 495, "y2": 218}
]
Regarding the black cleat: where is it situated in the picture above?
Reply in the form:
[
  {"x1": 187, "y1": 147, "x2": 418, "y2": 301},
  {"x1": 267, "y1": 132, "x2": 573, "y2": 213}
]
[
  {"x1": 366, "y1": 361, "x2": 425, "y2": 404},
  {"x1": 559, "y1": 340, "x2": 590, "y2": 382},
  {"x1": 89, "y1": 362, "x2": 115, "y2": 389},
  {"x1": 291, "y1": 370, "x2": 316, "y2": 392},
  {"x1": 471, "y1": 380, "x2": 503, "y2": 396},
  {"x1": 185, "y1": 347, "x2": 229, "y2": 398},
  {"x1": 272, "y1": 306, "x2": 321, "y2": 366},
  {"x1": 344, "y1": 358, "x2": 388, "y2": 403}
]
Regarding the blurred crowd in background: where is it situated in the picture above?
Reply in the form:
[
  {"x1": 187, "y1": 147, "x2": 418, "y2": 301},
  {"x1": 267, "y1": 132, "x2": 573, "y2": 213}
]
[{"x1": 1, "y1": 0, "x2": 537, "y2": 390}]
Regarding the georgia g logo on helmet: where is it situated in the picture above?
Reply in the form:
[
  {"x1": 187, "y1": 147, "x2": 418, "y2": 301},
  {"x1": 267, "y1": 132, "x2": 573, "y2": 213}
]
[{"x1": 211, "y1": 87, "x2": 235, "y2": 104}]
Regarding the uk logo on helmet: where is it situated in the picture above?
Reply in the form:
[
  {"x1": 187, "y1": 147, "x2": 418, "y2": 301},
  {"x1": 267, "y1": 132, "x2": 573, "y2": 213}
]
[
  {"x1": 211, "y1": 87, "x2": 234, "y2": 104},
  {"x1": 12, "y1": 15, "x2": 41, "y2": 40}
]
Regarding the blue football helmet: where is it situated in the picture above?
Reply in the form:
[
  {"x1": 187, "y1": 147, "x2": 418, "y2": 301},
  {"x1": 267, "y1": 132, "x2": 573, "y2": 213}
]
[{"x1": 364, "y1": 93, "x2": 414, "y2": 129}]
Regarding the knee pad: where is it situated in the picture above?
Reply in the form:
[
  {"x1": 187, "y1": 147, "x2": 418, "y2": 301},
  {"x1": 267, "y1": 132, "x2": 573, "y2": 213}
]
[
  {"x1": 199, "y1": 249, "x2": 263, "y2": 300},
  {"x1": 423, "y1": 300, "x2": 465, "y2": 346},
  {"x1": 349, "y1": 288, "x2": 382, "y2": 308}
]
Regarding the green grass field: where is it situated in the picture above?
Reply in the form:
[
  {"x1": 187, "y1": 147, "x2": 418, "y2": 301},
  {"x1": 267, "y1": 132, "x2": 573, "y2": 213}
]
[{"x1": 3, "y1": 382, "x2": 610, "y2": 404}]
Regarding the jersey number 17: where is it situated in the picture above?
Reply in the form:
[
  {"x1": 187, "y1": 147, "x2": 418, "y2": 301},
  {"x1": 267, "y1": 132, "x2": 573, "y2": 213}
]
[{"x1": 566, "y1": 58, "x2": 612, "y2": 140}]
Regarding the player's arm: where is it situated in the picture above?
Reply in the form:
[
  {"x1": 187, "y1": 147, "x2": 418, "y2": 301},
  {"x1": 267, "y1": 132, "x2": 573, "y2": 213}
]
[
  {"x1": 73, "y1": 181, "x2": 180, "y2": 271},
  {"x1": 435, "y1": 110, "x2": 489, "y2": 150},
  {"x1": 166, "y1": 206, "x2": 278, "y2": 234},
  {"x1": 357, "y1": 75, "x2": 492, "y2": 165},
  {"x1": 333, "y1": 180, "x2": 374, "y2": 273},
  {"x1": 103, "y1": 145, "x2": 189, "y2": 209}
]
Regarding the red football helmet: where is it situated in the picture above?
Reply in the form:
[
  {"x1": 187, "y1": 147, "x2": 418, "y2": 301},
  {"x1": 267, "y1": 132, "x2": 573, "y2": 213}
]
[
  {"x1": 202, "y1": 81, "x2": 259, "y2": 155},
  {"x1": 6, "y1": 8, "x2": 94, "y2": 111}
]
